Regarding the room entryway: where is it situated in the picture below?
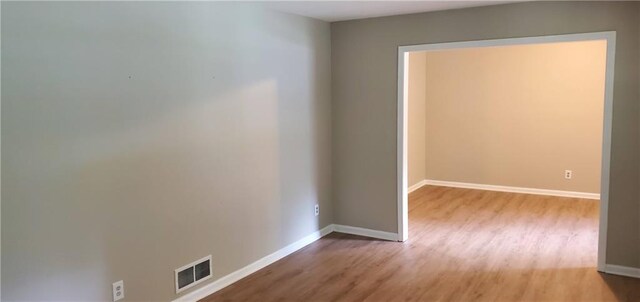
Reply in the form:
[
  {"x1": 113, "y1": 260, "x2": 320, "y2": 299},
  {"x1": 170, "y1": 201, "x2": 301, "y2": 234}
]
[{"x1": 398, "y1": 32, "x2": 616, "y2": 272}]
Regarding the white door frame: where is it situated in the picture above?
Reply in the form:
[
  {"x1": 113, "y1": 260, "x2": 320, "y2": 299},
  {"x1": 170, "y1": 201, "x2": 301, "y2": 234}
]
[{"x1": 396, "y1": 31, "x2": 617, "y2": 272}]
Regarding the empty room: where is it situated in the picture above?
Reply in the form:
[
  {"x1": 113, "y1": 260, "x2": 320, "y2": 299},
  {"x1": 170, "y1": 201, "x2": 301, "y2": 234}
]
[
  {"x1": 405, "y1": 39, "x2": 610, "y2": 298},
  {"x1": 2, "y1": 1, "x2": 640, "y2": 302}
]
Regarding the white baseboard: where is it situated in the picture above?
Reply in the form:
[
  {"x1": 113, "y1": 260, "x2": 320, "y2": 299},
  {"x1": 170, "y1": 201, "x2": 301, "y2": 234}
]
[
  {"x1": 172, "y1": 223, "x2": 397, "y2": 301},
  {"x1": 333, "y1": 224, "x2": 399, "y2": 241},
  {"x1": 422, "y1": 179, "x2": 600, "y2": 200},
  {"x1": 408, "y1": 180, "x2": 428, "y2": 193},
  {"x1": 170, "y1": 217, "x2": 631, "y2": 301},
  {"x1": 172, "y1": 225, "x2": 334, "y2": 302},
  {"x1": 605, "y1": 264, "x2": 640, "y2": 279}
]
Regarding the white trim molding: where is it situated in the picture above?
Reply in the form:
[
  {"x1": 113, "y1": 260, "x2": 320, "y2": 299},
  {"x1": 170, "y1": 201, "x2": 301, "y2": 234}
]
[
  {"x1": 172, "y1": 224, "x2": 399, "y2": 301},
  {"x1": 397, "y1": 50, "x2": 410, "y2": 242},
  {"x1": 408, "y1": 180, "x2": 428, "y2": 193},
  {"x1": 333, "y1": 224, "x2": 399, "y2": 241},
  {"x1": 173, "y1": 225, "x2": 334, "y2": 302},
  {"x1": 397, "y1": 31, "x2": 617, "y2": 272},
  {"x1": 422, "y1": 179, "x2": 600, "y2": 200},
  {"x1": 604, "y1": 265, "x2": 640, "y2": 279}
]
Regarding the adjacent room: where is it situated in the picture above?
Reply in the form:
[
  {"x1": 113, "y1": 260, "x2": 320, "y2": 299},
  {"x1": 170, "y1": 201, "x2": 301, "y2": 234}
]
[
  {"x1": 404, "y1": 39, "x2": 609, "y2": 296},
  {"x1": 2, "y1": 1, "x2": 640, "y2": 301}
]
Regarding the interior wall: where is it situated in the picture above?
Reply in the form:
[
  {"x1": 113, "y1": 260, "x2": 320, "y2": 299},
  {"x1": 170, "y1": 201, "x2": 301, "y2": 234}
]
[
  {"x1": 422, "y1": 41, "x2": 606, "y2": 194},
  {"x1": 407, "y1": 53, "x2": 427, "y2": 188},
  {"x1": 638, "y1": 3, "x2": 640, "y2": 261},
  {"x1": 331, "y1": 1, "x2": 640, "y2": 269},
  {"x1": 1, "y1": 2, "x2": 331, "y2": 301}
]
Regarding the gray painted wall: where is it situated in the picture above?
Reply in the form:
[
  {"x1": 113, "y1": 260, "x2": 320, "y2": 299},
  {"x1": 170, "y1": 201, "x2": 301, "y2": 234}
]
[
  {"x1": 1, "y1": 2, "x2": 331, "y2": 301},
  {"x1": 331, "y1": 1, "x2": 640, "y2": 268}
]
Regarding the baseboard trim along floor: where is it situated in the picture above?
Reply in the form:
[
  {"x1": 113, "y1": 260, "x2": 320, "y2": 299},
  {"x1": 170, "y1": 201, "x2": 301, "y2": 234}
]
[
  {"x1": 605, "y1": 264, "x2": 640, "y2": 279},
  {"x1": 411, "y1": 179, "x2": 600, "y2": 200},
  {"x1": 333, "y1": 224, "x2": 399, "y2": 241},
  {"x1": 175, "y1": 188, "x2": 635, "y2": 301},
  {"x1": 172, "y1": 224, "x2": 398, "y2": 301}
]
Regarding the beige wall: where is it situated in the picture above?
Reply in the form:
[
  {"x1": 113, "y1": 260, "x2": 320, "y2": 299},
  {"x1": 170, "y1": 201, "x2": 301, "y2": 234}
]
[
  {"x1": 420, "y1": 41, "x2": 606, "y2": 193},
  {"x1": 2, "y1": 2, "x2": 331, "y2": 301},
  {"x1": 332, "y1": 1, "x2": 639, "y2": 268},
  {"x1": 408, "y1": 53, "x2": 427, "y2": 187}
]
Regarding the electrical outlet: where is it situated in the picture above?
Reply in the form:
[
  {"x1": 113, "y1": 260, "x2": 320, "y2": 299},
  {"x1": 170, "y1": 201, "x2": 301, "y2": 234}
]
[
  {"x1": 565, "y1": 170, "x2": 572, "y2": 179},
  {"x1": 314, "y1": 204, "x2": 319, "y2": 216},
  {"x1": 112, "y1": 280, "x2": 124, "y2": 301}
]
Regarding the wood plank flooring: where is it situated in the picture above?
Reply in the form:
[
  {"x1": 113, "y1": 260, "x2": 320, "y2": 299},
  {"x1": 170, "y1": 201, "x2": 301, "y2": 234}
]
[{"x1": 202, "y1": 186, "x2": 640, "y2": 301}]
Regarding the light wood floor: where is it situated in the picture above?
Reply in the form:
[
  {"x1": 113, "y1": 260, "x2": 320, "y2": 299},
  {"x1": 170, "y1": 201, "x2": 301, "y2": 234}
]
[{"x1": 202, "y1": 186, "x2": 640, "y2": 301}]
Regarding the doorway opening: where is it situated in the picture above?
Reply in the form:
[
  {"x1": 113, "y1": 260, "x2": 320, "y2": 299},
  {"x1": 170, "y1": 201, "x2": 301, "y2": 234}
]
[{"x1": 397, "y1": 32, "x2": 616, "y2": 272}]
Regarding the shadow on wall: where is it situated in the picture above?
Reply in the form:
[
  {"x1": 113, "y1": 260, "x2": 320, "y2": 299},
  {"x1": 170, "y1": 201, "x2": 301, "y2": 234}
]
[{"x1": 2, "y1": 2, "x2": 331, "y2": 300}]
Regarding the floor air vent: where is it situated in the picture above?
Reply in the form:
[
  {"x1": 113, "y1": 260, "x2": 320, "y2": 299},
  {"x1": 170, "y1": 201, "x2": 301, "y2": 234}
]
[{"x1": 175, "y1": 255, "x2": 212, "y2": 293}]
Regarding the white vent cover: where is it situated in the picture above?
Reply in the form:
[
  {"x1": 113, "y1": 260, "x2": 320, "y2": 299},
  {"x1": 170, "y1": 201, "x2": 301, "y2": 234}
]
[{"x1": 175, "y1": 255, "x2": 212, "y2": 293}]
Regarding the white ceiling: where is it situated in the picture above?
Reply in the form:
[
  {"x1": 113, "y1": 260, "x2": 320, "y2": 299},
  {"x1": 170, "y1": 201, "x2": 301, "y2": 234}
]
[{"x1": 263, "y1": 1, "x2": 523, "y2": 22}]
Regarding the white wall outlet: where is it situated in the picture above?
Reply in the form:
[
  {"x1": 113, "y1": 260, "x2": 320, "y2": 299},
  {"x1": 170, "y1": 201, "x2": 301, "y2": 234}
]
[
  {"x1": 564, "y1": 170, "x2": 573, "y2": 179},
  {"x1": 112, "y1": 280, "x2": 124, "y2": 301},
  {"x1": 314, "y1": 204, "x2": 319, "y2": 216}
]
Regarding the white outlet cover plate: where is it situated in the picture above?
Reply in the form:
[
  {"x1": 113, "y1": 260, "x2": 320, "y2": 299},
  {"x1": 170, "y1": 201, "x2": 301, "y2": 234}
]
[{"x1": 113, "y1": 280, "x2": 124, "y2": 301}]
